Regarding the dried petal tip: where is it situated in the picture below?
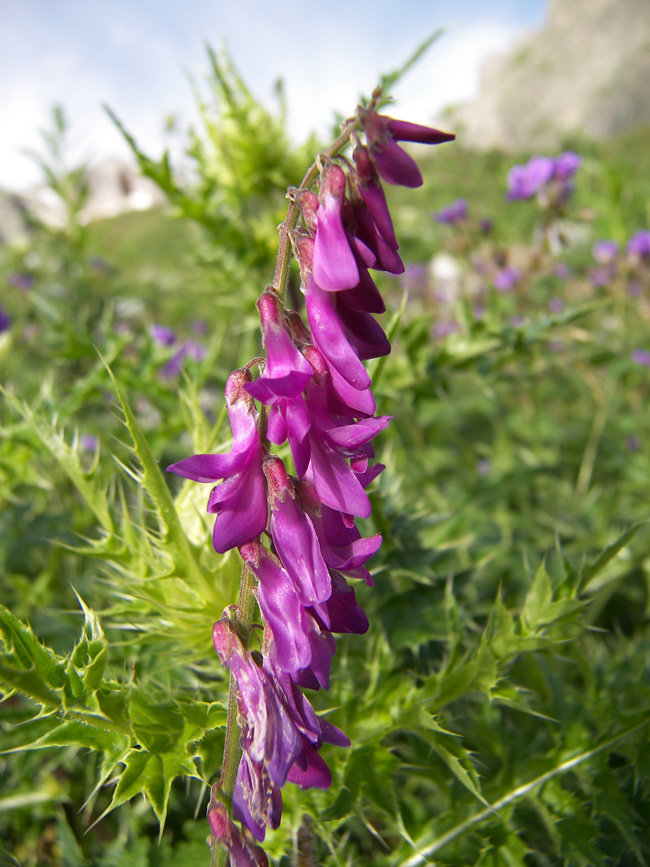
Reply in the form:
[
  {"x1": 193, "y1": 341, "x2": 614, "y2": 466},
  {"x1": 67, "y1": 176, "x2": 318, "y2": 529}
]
[{"x1": 207, "y1": 797, "x2": 270, "y2": 867}]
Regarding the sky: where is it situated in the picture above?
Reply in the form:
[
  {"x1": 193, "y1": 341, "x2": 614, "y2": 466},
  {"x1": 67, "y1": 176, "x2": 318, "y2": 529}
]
[{"x1": 0, "y1": 0, "x2": 546, "y2": 192}]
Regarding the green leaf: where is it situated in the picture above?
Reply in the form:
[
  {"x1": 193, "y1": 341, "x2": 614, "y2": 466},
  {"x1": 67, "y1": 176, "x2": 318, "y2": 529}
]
[
  {"x1": 1, "y1": 388, "x2": 114, "y2": 533},
  {"x1": 102, "y1": 362, "x2": 218, "y2": 606},
  {"x1": 581, "y1": 523, "x2": 646, "y2": 594},
  {"x1": 100, "y1": 745, "x2": 198, "y2": 832},
  {"x1": 520, "y1": 560, "x2": 585, "y2": 634}
]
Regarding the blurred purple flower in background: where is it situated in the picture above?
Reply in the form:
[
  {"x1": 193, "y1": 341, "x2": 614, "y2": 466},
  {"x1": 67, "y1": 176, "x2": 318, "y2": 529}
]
[
  {"x1": 433, "y1": 320, "x2": 460, "y2": 339},
  {"x1": 149, "y1": 323, "x2": 176, "y2": 346},
  {"x1": 8, "y1": 272, "x2": 34, "y2": 290},
  {"x1": 627, "y1": 229, "x2": 650, "y2": 259},
  {"x1": 554, "y1": 262, "x2": 570, "y2": 279},
  {"x1": 631, "y1": 348, "x2": 650, "y2": 368},
  {"x1": 593, "y1": 240, "x2": 619, "y2": 264},
  {"x1": 507, "y1": 151, "x2": 582, "y2": 202},
  {"x1": 549, "y1": 296, "x2": 565, "y2": 313},
  {"x1": 507, "y1": 156, "x2": 555, "y2": 200},
  {"x1": 0, "y1": 304, "x2": 12, "y2": 333},
  {"x1": 493, "y1": 266, "x2": 521, "y2": 292},
  {"x1": 433, "y1": 198, "x2": 468, "y2": 224}
]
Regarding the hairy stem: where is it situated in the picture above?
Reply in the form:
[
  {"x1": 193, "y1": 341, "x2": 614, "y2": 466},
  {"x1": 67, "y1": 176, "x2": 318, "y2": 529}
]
[{"x1": 212, "y1": 564, "x2": 258, "y2": 867}]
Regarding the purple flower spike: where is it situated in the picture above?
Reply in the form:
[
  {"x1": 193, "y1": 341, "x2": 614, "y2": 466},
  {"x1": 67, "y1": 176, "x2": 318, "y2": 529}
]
[
  {"x1": 506, "y1": 156, "x2": 555, "y2": 200},
  {"x1": 246, "y1": 291, "x2": 313, "y2": 403},
  {"x1": 264, "y1": 456, "x2": 331, "y2": 605},
  {"x1": 360, "y1": 108, "x2": 455, "y2": 188},
  {"x1": 167, "y1": 368, "x2": 267, "y2": 553},
  {"x1": 313, "y1": 162, "x2": 359, "y2": 291}
]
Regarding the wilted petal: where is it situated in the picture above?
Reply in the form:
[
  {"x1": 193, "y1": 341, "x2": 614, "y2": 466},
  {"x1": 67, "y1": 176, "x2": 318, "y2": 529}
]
[
  {"x1": 232, "y1": 752, "x2": 282, "y2": 842},
  {"x1": 240, "y1": 541, "x2": 312, "y2": 675}
]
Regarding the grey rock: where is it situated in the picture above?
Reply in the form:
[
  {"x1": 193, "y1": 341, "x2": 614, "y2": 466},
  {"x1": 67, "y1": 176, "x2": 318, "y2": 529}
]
[{"x1": 449, "y1": 0, "x2": 650, "y2": 151}]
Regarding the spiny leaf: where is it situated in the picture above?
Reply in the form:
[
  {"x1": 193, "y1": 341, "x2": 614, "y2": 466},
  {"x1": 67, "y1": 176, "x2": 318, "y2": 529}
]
[
  {"x1": 1, "y1": 388, "x2": 114, "y2": 532},
  {"x1": 102, "y1": 361, "x2": 219, "y2": 607}
]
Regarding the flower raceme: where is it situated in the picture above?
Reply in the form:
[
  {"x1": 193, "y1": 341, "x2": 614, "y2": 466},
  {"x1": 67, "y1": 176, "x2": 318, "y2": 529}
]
[{"x1": 166, "y1": 101, "x2": 454, "y2": 859}]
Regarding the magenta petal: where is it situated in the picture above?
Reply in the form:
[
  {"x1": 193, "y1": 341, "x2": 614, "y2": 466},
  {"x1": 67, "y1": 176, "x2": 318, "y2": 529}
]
[
  {"x1": 372, "y1": 138, "x2": 423, "y2": 188},
  {"x1": 271, "y1": 497, "x2": 332, "y2": 605},
  {"x1": 313, "y1": 164, "x2": 359, "y2": 291},
  {"x1": 340, "y1": 268, "x2": 386, "y2": 314},
  {"x1": 305, "y1": 278, "x2": 370, "y2": 390},
  {"x1": 288, "y1": 747, "x2": 332, "y2": 789},
  {"x1": 242, "y1": 546, "x2": 312, "y2": 674},
  {"x1": 307, "y1": 435, "x2": 371, "y2": 518},
  {"x1": 337, "y1": 302, "x2": 391, "y2": 361},
  {"x1": 267, "y1": 404, "x2": 288, "y2": 444},
  {"x1": 325, "y1": 534, "x2": 382, "y2": 571},
  {"x1": 246, "y1": 299, "x2": 313, "y2": 403},
  {"x1": 167, "y1": 451, "x2": 245, "y2": 482},
  {"x1": 386, "y1": 118, "x2": 456, "y2": 145},
  {"x1": 233, "y1": 752, "x2": 282, "y2": 842},
  {"x1": 325, "y1": 415, "x2": 391, "y2": 452},
  {"x1": 209, "y1": 453, "x2": 268, "y2": 554},
  {"x1": 312, "y1": 572, "x2": 369, "y2": 635},
  {"x1": 319, "y1": 717, "x2": 351, "y2": 748}
]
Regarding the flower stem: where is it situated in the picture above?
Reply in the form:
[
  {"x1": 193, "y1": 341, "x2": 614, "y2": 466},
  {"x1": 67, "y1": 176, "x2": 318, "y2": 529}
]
[{"x1": 211, "y1": 564, "x2": 258, "y2": 867}]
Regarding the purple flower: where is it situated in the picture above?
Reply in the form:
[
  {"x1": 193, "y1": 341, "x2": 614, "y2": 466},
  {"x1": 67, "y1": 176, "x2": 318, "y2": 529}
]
[
  {"x1": 264, "y1": 457, "x2": 331, "y2": 604},
  {"x1": 313, "y1": 162, "x2": 359, "y2": 291},
  {"x1": 433, "y1": 199, "x2": 468, "y2": 224},
  {"x1": 213, "y1": 619, "x2": 302, "y2": 790},
  {"x1": 631, "y1": 348, "x2": 650, "y2": 368},
  {"x1": 554, "y1": 151, "x2": 582, "y2": 180},
  {"x1": 549, "y1": 296, "x2": 565, "y2": 313},
  {"x1": 246, "y1": 291, "x2": 313, "y2": 403},
  {"x1": 240, "y1": 539, "x2": 321, "y2": 676},
  {"x1": 593, "y1": 240, "x2": 618, "y2": 264},
  {"x1": 359, "y1": 108, "x2": 455, "y2": 188},
  {"x1": 493, "y1": 266, "x2": 521, "y2": 292},
  {"x1": 149, "y1": 323, "x2": 176, "y2": 346},
  {"x1": 8, "y1": 272, "x2": 33, "y2": 290},
  {"x1": 166, "y1": 368, "x2": 267, "y2": 553},
  {"x1": 627, "y1": 229, "x2": 650, "y2": 259},
  {"x1": 0, "y1": 304, "x2": 11, "y2": 333},
  {"x1": 352, "y1": 143, "x2": 398, "y2": 250},
  {"x1": 208, "y1": 797, "x2": 270, "y2": 867},
  {"x1": 506, "y1": 156, "x2": 555, "y2": 200}
]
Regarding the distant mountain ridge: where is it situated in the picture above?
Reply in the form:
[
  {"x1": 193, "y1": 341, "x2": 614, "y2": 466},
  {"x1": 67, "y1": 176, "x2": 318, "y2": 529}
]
[
  {"x1": 0, "y1": 159, "x2": 165, "y2": 246},
  {"x1": 449, "y1": 0, "x2": 650, "y2": 151}
]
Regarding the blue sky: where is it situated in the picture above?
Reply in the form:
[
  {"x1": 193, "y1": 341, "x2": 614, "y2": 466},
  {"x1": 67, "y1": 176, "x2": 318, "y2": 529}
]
[{"x1": 0, "y1": 0, "x2": 545, "y2": 190}]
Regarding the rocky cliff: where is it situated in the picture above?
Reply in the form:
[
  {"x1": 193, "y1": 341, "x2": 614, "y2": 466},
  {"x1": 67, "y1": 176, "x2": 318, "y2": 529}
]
[{"x1": 449, "y1": 0, "x2": 650, "y2": 151}]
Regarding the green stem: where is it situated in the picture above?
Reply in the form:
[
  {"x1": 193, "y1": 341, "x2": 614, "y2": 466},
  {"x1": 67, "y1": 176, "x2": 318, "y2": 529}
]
[
  {"x1": 398, "y1": 718, "x2": 650, "y2": 867},
  {"x1": 212, "y1": 565, "x2": 258, "y2": 867}
]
